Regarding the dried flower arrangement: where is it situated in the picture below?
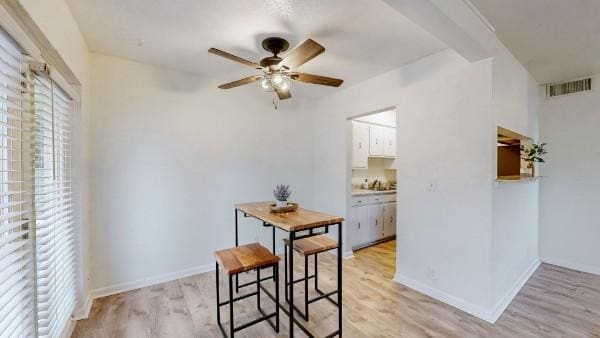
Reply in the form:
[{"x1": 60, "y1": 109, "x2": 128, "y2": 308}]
[{"x1": 273, "y1": 184, "x2": 292, "y2": 202}]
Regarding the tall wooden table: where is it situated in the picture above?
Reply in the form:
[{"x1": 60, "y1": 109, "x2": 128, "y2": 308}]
[{"x1": 235, "y1": 202, "x2": 344, "y2": 337}]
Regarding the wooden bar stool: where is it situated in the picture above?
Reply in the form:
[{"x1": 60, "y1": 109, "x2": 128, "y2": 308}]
[
  {"x1": 215, "y1": 243, "x2": 280, "y2": 337},
  {"x1": 283, "y1": 234, "x2": 339, "y2": 321}
]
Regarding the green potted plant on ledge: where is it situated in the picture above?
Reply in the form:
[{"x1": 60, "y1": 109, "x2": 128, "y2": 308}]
[{"x1": 521, "y1": 142, "x2": 548, "y2": 177}]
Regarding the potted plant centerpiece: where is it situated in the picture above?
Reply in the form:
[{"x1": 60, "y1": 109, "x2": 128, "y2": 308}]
[
  {"x1": 521, "y1": 142, "x2": 548, "y2": 177},
  {"x1": 273, "y1": 184, "x2": 292, "y2": 208}
]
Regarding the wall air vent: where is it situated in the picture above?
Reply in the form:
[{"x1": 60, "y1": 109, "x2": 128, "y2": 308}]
[{"x1": 547, "y1": 78, "x2": 591, "y2": 98}]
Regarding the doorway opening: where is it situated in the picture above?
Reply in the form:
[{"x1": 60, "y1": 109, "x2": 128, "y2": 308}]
[{"x1": 347, "y1": 107, "x2": 397, "y2": 279}]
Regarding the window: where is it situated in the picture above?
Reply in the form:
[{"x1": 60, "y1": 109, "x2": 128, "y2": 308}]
[
  {"x1": 0, "y1": 29, "x2": 76, "y2": 338},
  {"x1": 0, "y1": 31, "x2": 35, "y2": 338},
  {"x1": 33, "y1": 74, "x2": 75, "y2": 338}
]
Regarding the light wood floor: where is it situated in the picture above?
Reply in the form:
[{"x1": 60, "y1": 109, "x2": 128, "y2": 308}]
[{"x1": 73, "y1": 241, "x2": 600, "y2": 337}]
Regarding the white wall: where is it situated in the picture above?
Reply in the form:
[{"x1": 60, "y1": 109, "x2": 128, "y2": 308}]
[
  {"x1": 409, "y1": 0, "x2": 542, "y2": 317},
  {"x1": 351, "y1": 158, "x2": 396, "y2": 186},
  {"x1": 539, "y1": 74, "x2": 600, "y2": 276},
  {"x1": 313, "y1": 49, "x2": 496, "y2": 315},
  {"x1": 489, "y1": 39, "x2": 540, "y2": 317},
  {"x1": 354, "y1": 109, "x2": 396, "y2": 127},
  {"x1": 89, "y1": 53, "x2": 315, "y2": 290}
]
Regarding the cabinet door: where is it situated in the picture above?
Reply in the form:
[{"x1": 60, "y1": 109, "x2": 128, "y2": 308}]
[
  {"x1": 369, "y1": 125, "x2": 384, "y2": 156},
  {"x1": 368, "y1": 204, "x2": 384, "y2": 242},
  {"x1": 383, "y1": 203, "x2": 397, "y2": 237},
  {"x1": 352, "y1": 122, "x2": 369, "y2": 168},
  {"x1": 351, "y1": 205, "x2": 369, "y2": 248},
  {"x1": 383, "y1": 128, "x2": 397, "y2": 157}
]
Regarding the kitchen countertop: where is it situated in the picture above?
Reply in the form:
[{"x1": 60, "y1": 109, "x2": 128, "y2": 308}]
[{"x1": 352, "y1": 189, "x2": 397, "y2": 196}]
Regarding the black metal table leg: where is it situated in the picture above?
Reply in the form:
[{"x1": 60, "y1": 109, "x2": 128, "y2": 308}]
[
  {"x1": 284, "y1": 243, "x2": 288, "y2": 302},
  {"x1": 257, "y1": 268, "x2": 261, "y2": 311},
  {"x1": 304, "y1": 255, "x2": 309, "y2": 320},
  {"x1": 314, "y1": 253, "x2": 318, "y2": 292},
  {"x1": 274, "y1": 263, "x2": 280, "y2": 333},
  {"x1": 235, "y1": 209, "x2": 239, "y2": 293},
  {"x1": 216, "y1": 262, "x2": 220, "y2": 327},
  {"x1": 272, "y1": 226, "x2": 276, "y2": 281},
  {"x1": 337, "y1": 222, "x2": 343, "y2": 337},
  {"x1": 288, "y1": 231, "x2": 295, "y2": 337},
  {"x1": 229, "y1": 274, "x2": 234, "y2": 337}
]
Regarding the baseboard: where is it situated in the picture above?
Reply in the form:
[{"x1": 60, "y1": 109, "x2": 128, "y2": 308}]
[
  {"x1": 393, "y1": 273, "x2": 494, "y2": 323},
  {"x1": 73, "y1": 263, "x2": 215, "y2": 320},
  {"x1": 72, "y1": 293, "x2": 94, "y2": 320},
  {"x1": 394, "y1": 260, "x2": 541, "y2": 324},
  {"x1": 59, "y1": 317, "x2": 76, "y2": 338},
  {"x1": 343, "y1": 250, "x2": 355, "y2": 259},
  {"x1": 541, "y1": 256, "x2": 600, "y2": 276},
  {"x1": 488, "y1": 260, "x2": 540, "y2": 323}
]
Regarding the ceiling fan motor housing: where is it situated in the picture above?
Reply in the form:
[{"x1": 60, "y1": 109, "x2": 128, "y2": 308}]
[
  {"x1": 260, "y1": 56, "x2": 283, "y2": 68},
  {"x1": 262, "y1": 37, "x2": 289, "y2": 56}
]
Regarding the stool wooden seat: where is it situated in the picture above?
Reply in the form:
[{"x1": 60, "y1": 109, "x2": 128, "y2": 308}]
[
  {"x1": 215, "y1": 243, "x2": 280, "y2": 337},
  {"x1": 283, "y1": 234, "x2": 339, "y2": 256},
  {"x1": 283, "y1": 235, "x2": 339, "y2": 321},
  {"x1": 215, "y1": 243, "x2": 280, "y2": 275}
]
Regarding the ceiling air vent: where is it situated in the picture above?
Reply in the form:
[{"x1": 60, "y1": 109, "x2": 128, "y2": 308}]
[{"x1": 547, "y1": 78, "x2": 591, "y2": 98}]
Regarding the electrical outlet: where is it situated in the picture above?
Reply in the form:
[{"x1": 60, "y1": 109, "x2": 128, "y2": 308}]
[{"x1": 427, "y1": 266, "x2": 438, "y2": 280}]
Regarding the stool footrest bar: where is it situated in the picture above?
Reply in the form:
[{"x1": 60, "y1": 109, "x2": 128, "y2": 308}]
[
  {"x1": 218, "y1": 291, "x2": 258, "y2": 306},
  {"x1": 237, "y1": 274, "x2": 274, "y2": 289},
  {"x1": 234, "y1": 312, "x2": 276, "y2": 332},
  {"x1": 308, "y1": 290, "x2": 338, "y2": 305}
]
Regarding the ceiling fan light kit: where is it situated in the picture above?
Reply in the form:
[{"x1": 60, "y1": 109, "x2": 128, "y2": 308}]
[{"x1": 209, "y1": 37, "x2": 343, "y2": 101}]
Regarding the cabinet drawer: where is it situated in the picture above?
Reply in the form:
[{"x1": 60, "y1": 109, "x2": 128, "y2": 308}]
[
  {"x1": 382, "y1": 194, "x2": 396, "y2": 203},
  {"x1": 351, "y1": 196, "x2": 368, "y2": 207},
  {"x1": 369, "y1": 195, "x2": 385, "y2": 204}
]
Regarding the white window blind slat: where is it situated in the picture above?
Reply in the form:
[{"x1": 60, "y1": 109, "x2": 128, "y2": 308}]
[
  {"x1": 0, "y1": 31, "x2": 35, "y2": 335},
  {"x1": 34, "y1": 72, "x2": 76, "y2": 338},
  {"x1": 0, "y1": 29, "x2": 77, "y2": 338}
]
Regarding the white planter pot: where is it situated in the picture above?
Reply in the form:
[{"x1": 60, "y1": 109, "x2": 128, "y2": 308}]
[{"x1": 276, "y1": 200, "x2": 288, "y2": 208}]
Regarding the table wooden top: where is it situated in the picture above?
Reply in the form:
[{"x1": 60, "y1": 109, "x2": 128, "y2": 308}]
[{"x1": 236, "y1": 201, "x2": 344, "y2": 232}]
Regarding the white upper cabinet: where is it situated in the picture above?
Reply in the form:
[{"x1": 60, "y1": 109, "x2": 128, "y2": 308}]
[
  {"x1": 352, "y1": 121, "x2": 396, "y2": 168},
  {"x1": 369, "y1": 125, "x2": 384, "y2": 156},
  {"x1": 352, "y1": 122, "x2": 370, "y2": 169},
  {"x1": 383, "y1": 127, "x2": 397, "y2": 157}
]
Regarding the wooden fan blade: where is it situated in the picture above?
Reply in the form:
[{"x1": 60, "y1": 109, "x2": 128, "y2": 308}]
[
  {"x1": 208, "y1": 48, "x2": 262, "y2": 69},
  {"x1": 218, "y1": 75, "x2": 262, "y2": 89},
  {"x1": 279, "y1": 39, "x2": 325, "y2": 69},
  {"x1": 276, "y1": 87, "x2": 292, "y2": 100},
  {"x1": 291, "y1": 72, "x2": 343, "y2": 87}
]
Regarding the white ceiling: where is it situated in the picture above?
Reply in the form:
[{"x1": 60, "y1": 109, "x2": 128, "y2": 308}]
[
  {"x1": 65, "y1": 0, "x2": 446, "y2": 97},
  {"x1": 470, "y1": 0, "x2": 600, "y2": 84}
]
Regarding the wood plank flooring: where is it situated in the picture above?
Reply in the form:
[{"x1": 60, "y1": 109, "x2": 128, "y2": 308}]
[{"x1": 72, "y1": 241, "x2": 600, "y2": 337}]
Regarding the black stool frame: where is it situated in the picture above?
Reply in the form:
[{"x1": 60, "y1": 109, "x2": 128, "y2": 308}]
[
  {"x1": 216, "y1": 262, "x2": 280, "y2": 337},
  {"x1": 235, "y1": 207, "x2": 343, "y2": 338},
  {"x1": 284, "y1": 246, "x2": 339, "y2": 321}
]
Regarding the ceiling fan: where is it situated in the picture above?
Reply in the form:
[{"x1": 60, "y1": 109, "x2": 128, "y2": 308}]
[{"x1": 208, "y1": 37, "x2": 343, "y2": 100}]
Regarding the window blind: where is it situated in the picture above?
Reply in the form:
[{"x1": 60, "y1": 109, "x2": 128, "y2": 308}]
[
  {"x1": 33, "y1": 74, "x2": 76, "y2": 338},
  {"x1": 0, "y1": 31, "x2": 36, "y2": 338}
]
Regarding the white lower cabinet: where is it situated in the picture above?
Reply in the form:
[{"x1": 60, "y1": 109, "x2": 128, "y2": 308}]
[
  {"x1": 383, "y1": 203, "x2": 396, "y2": 237},
  {"x1": 350, "y1": 205, "x2": 369, "y2": 248},
  {"x1": 351, "y1": 194, "x2": 396, "y2": 249},
  {"x1": 368, "y1": 204, "x2": 384, "y2": 242}
]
